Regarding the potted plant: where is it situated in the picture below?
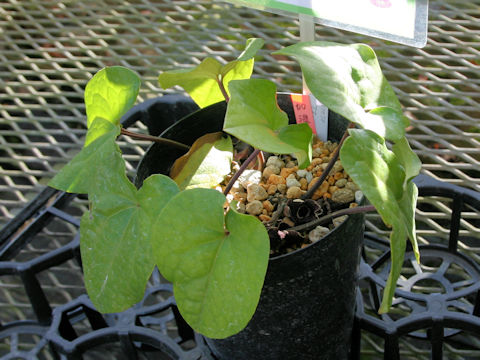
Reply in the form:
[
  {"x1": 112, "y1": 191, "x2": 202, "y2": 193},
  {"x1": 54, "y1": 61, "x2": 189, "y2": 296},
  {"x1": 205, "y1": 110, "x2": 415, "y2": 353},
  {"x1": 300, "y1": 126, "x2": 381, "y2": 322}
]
[{"x1": 48, "y1": 38, "x2": 421, "y2": 359}]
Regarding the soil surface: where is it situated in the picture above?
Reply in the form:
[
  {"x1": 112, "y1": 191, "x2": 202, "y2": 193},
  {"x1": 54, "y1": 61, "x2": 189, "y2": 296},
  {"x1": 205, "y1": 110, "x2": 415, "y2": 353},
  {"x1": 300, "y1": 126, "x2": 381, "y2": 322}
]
[{"x1": 227, "y1": 138, "x2": 360, "y2": 256}]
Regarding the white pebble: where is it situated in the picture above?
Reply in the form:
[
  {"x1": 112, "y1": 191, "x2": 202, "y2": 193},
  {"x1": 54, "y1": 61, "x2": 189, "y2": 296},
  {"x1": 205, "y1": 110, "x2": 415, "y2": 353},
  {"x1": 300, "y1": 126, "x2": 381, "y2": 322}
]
[
  {"x1": 308, "y1": 226, "x2": 330, "y2": 242},
  {"x1": 266, "y1": 156, "x2": 284, "y2": 169},
  {"x1": 297, "y1": 169, "x2": 308, "y2": 178},
  {"x1": 355, "y1": 190, "x2": 364, "y2": 204},
  {"x1": 236, "y1": 170, "x2": 261, "y2": 189},
  {"x1": 263, "y1": 165, "x2": 281, "y2": 179},
  {"x1": 286, "y1": 178, "x2": 301, "y2": 188},
  {"x1": 305, "y1": 172, "x2": 313, "y2": 183}
]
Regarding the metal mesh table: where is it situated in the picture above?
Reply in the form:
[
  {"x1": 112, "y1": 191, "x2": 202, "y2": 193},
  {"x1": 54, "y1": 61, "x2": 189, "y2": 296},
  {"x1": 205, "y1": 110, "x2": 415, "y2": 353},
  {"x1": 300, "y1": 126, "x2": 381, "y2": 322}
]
[{"x1": 1, "y1": 0, "x2": 479, "y2": 358}]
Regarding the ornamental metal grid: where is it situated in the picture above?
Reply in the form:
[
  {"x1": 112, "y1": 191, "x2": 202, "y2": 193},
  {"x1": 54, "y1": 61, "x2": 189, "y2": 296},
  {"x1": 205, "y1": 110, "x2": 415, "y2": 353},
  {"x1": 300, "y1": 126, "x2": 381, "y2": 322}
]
[{"x1": 0, "y1": 0, "x2": 479, "y2": 358}]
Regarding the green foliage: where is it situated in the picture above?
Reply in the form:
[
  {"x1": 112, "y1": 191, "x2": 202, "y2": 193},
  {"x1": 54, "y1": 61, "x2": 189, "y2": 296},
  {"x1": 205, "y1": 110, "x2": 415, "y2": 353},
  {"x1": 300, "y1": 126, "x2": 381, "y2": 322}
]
[
  {"x1": 82, "y1": 175, "x2": 180, "y2": 313},
  {"x1": 47, "y1": 40, "x2": 421, "y2": 337},
  {"x1": 159, "y1": 38, "x2": 264, "y2": 108},
  {"x1": 224, "y1": 79, "x2": 313, "y2": 169},
  {"x1": 48, "y1": 118, "x2": 124, "y2": 194},
  {"x1": 85, "y1": 66, "x2": 141, "y2": 128},
  {"x1": 278, "y1": 41, "x2": 421, "y2": 312},
  {"x1": 275, "y1": 42, "x2": 402, "y2": 130},
  {"x1": 170, "y1": 132, "x2": 233, "y2": 190},
  {"x1": 49, "y1": 66, "x2": 141, "y2": 194},
  {"x1": 340, "y1": 129, "x2": 420, "y2": 312},
  {"x1": 151, "y1": 188, "x2": 270, "y2": 338}
]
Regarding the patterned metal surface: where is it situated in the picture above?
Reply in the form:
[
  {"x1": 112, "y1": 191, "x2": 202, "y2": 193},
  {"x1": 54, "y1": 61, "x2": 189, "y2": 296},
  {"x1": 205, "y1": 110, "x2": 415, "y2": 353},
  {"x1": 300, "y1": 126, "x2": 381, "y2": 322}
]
[
  {"x1": 1, "y1": 0, "x2": 479, "y2": 358},
  {"x1": 1, "y1": 0, "x2": 479, "y2": 225}
]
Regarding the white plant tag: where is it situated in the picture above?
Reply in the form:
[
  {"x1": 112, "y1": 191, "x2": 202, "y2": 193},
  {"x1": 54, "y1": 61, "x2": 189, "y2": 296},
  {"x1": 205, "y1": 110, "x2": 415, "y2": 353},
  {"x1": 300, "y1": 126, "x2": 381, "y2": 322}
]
[{"x1": 309, "y1": 94, "x2": 328, "y2": 142}]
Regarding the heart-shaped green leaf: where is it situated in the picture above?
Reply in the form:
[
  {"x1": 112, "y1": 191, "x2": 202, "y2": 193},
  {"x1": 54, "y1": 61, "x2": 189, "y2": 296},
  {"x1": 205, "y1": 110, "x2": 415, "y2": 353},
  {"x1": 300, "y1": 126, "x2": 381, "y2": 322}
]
[
  {"x1": 48, "y1": 118, "x2": 124, "y2": 194},
  {"x1": 85, "y1": 66, "x2": 141, "y2": 128},
  {"x1": 275, "y1": 42, "x2": 402, "y2": 132},
  {"x1": 170, "y1": 132, "x2": 233, "y2": 190},
  {"x1": 224, "y1": 79, "x2": 313, "y2": 168},
  {"x1": 81, "y1": 174, "x2": 180, "y2": 313},
  {"x1": 159, "y1": 38, "x2": 263, "y2": 108},
  {"x1": 152, "y1": 188, "x2": 270, "y2": 338}
]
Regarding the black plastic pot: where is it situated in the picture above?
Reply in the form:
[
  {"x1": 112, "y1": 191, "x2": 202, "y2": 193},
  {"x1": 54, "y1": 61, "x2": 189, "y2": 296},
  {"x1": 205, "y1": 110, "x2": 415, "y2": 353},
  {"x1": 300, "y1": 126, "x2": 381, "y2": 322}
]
[{"x1": 135, "y1": 95, "x2": 365, "y2": 360}]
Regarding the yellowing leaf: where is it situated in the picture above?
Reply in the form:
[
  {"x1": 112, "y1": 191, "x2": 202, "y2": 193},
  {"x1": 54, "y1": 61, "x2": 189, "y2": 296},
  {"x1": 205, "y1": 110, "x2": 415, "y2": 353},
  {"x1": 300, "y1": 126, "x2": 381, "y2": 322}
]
[
  {"x1": 159, "y1": 38, "x2": 263, "y2": 108},
  {"x1": 170, "y1": 132, "x2": 233, "y2": 190}
]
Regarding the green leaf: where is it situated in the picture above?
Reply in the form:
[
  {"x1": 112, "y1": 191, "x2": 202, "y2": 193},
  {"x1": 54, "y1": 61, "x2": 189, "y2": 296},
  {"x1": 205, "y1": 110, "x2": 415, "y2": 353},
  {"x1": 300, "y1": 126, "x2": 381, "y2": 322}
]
[
  {"x1": 379, "y1": 181, "x2": 419, "y2": 313},
  {"x1": 81, "y1": 174, "x2": 180, "y2": 313},
  {"x1": 224, "y1": 79, "x2": 313, "y2": 168},
  {"x1": 392, "y1": 137, "x2": 421, "y2": 263},
  {"x1": 340, "y1": 129, "x2": 405, "y2": 224},
  {"x1": 158, "y1": 58, "x2": 225, "y2": 108},
  {"x1": 363, "y1": 107, "x2": 406, "y2": 141},
  {"x1": 170, "y1": 132, "x2": 233, "y2": 190},
  {"x1": 152, "y1": 188, "x2": 270, "y2": 338},
  {"x1": 399, "y1": 181, "x2": 419, "y2": 263},
  {"x1": 85, "y1": 66, "x2": 141, "y2": 128},
  {"x1": 48, "y1": 118, "x2": 124, "y2": 194},
  {"x1": 392, "y1": 137, "x2": 422, "y2": 184},
  {"x1": 84, "y1": 116, "x2": 118, "y2": 147},
  {"x1": 219, "y1": 38, "x2": 264, "y2": 81},
  {"x1": 341, "y1": 129, "x2": 420, "y2": 312},
  {"x1": 159, "y1": 38, "x2": 263, "y2": 108},
  {"x1": 237, "y1": 38, "x2": 264, "y2": 61},
  {"x1": 275, "y1": 42, "x2": 402, "y2": 130},
  {"x1": 378, "y1": 223, "x2": 407, "y2": 313}
]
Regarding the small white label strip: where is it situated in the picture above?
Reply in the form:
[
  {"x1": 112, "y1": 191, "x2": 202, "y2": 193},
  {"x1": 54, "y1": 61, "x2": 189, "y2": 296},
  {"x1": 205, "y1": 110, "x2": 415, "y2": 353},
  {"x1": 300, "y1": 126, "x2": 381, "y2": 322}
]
[{"x1": 309, "y1": 94, "x2": 328, "y2": 142}]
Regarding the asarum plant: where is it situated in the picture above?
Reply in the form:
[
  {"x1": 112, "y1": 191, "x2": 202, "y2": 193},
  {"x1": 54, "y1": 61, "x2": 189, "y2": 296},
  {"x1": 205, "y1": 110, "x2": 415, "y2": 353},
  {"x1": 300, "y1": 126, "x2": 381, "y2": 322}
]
[{"x1": 49, "y1": 38, "x2": 421, "y2": 338}]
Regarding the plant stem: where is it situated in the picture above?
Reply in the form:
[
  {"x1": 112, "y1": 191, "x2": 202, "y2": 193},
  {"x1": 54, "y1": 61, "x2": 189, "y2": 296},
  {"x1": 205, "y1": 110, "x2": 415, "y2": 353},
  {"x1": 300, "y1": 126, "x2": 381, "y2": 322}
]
[
  {"x1": 217, "y1": 76, "x2": 230, "y2": 103},
  {"x1": 224, "y1": 149, "x2": 260, "y2": 196},
  {"x1": 302, "y1": 123, "x2": 355, "y2": 200},
  {"x1": 288, "y1": 204, "x2": 376, "y2": 233},
  {"x1": 120, "y1": 128, "x2": 190, "y2": 151}
]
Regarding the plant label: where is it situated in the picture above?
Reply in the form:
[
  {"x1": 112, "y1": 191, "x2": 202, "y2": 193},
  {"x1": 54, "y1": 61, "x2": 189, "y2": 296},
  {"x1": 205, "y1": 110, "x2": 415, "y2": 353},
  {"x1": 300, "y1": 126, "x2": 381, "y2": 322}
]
[
  {"x1": 222, "y1": 0, "x2": 428, "y2": 47},
  {"x1": 290, "y1": 93, "x2": 328, "y2": 141}
]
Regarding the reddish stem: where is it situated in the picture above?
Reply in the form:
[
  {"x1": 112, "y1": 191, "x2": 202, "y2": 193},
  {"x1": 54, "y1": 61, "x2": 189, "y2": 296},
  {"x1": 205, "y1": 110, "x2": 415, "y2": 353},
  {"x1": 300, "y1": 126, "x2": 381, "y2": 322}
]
[
  {"x1": 289, "y1": 204, "x2": 376, "y2": 232},
  {"x1": 302, "y1": 123, "x2": 355, "y2": 200},
  {"x1": 224, "y1": 149, "x2": 260, "y2": 196},
  {"x1": 217, "y1": 76, "x2": 230, "y2": 103},
  {"x1": 120, "y1": 128, "x2": 190, "y2": 151}
]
